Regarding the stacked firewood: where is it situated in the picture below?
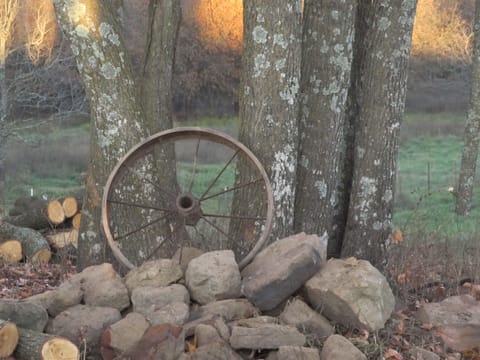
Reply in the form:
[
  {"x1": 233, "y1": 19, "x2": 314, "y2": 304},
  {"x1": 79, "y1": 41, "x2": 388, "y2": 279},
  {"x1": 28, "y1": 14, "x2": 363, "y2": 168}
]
[{"x1": 0, "y1": 197, "x2": 82, "y2": 264}]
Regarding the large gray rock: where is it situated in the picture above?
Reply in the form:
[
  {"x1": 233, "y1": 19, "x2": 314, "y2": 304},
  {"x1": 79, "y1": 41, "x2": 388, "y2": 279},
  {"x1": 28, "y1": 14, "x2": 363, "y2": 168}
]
[
  {"x1": 199, "y1": 299, "x2": 258, "y2": 321},
  {"x1": 280, "y1": 298, "x2": 333, "y2": 340},
  {"x1": 417, "y1": 295, "x2": 480, "y2": 351},
  {"x1": 69, "y1": 263, "x2": 130, "y2": 311},
  {"x1": 230, "y1": 324, "x2": 306, "y2": 349},
  {"x1": 182, "y1": 341, "x2": 243, "y2": 359},
  {"x1": 241, "y1": 232, "x2": 327, "y2": 311},
  {"x1": 131, "y1": 284, "x2": 190, "y2": 316},
  {"x1": 172, "y1": 246, "x2": 204, "y2": 273},
  {"x1": 185, "y1": 250, "x2": 241, "y2": 305},
  {"x1": 101, "y1": 312, "x2": 150, "y2": 355},
  {"x1": 304, "y1": 257, "x2": 394, "y2": 331},
  {"x1": 320, "y1": 335, "x2": 366, "y2": 360},
  {"x1": 195, "y1": 324, "x2": 224, "y2": 347},
  {"x1": 147, "y1": 302, "x2": 190, "y2": 326},
  {"x1": 47, "y1": 304, "x2": 121, "y2": 356},
  {"x1": 278, "y1": 346, "x2": 320, "y2": 360},
  {"x1": 124, "y1": 259, "x2": 183, "y2": 292}
]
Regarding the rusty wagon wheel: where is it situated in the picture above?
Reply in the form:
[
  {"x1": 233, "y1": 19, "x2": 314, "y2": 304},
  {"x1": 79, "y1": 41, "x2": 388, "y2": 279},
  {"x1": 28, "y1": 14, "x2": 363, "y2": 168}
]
[{"x1": 102, "y1": 127, "x2": 273, "y2": 270}]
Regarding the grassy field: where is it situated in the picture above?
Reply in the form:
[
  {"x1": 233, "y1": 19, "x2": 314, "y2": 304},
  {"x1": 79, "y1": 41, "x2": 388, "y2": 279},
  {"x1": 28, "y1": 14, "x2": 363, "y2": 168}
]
[{"x1": 5, "y1": 112, "x2": 480, "y2": 242}]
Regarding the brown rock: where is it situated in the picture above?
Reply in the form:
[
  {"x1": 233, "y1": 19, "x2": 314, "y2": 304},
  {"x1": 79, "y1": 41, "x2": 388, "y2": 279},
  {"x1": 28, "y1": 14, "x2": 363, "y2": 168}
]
[
  {"x1": 320, "y1": 335, "x2": 366, "y2": 360},
  {"x1": 280, "y1": 298, "x2": 333, "y2": 340},
  {"x1": 241, "y1": 233, "x2": 327, "y2": 311}
]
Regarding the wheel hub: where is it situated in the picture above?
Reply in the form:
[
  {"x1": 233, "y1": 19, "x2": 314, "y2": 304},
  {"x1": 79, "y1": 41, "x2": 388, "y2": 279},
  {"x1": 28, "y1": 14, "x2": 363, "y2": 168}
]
[{"x1": 175, "y1": 193, "x2": 202, "y2": 226}]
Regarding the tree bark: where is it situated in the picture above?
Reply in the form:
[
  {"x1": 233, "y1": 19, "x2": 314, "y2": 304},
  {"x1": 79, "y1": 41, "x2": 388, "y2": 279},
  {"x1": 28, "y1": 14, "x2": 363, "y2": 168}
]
[
  {"x1": 15, "y1": 327, "x2": 79, "y2": 360},
  {"x1": 53, "y1": 0, "x2": 148, "y2": 269},
  {"x1": 341, "y1": 0, "x2": 417, "y2": 270},
  {"x1": 456, "y1": 0, "x2": 480, "y2": 216},
  {"x1": 294, "y1": 0, "x2": 356, "y2": 258},
  {"x1": 234, "y1": 1, "x2": 302, "y2": 244}
]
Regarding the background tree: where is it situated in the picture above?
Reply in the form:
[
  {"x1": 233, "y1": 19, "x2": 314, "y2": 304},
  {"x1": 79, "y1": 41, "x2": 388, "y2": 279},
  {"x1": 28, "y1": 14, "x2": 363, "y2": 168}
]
[
  {"x1": 294, "y1": 0, "x2": 357, "y2": 258},
  {"x1": 234, "y1": 1, "x2": 302, "y2": 243},
  {"x1": 456, "y1": 0, "x2": 480, "y2": 215},
  {"x1": 340, "y1": 0, "x2": 417, "y2": 269}
]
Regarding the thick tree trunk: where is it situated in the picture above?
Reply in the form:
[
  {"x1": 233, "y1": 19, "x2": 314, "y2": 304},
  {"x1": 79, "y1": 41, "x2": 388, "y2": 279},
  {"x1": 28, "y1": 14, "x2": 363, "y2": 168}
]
[
  {"x1": 15, "y1": 327, "x2": 79, "y2": 360},
  {"x1": 294, "y1": 0, "x2": 356, "y2": 258},
  {"x1": 341, "y1": 0, "x2": 417, "y2": 270},
  {"x1": 0, "y1": 320, "x2": 18, "y2": 358},
  {"x1": 235, "y1": 1, "x2": 302, "y2": 243},
  {"x1": 456, "y1": 0, "x2": 480, "y2": 216},
  {"x1": 53, "y1": 0, "x2": 148, "y2": 269}
]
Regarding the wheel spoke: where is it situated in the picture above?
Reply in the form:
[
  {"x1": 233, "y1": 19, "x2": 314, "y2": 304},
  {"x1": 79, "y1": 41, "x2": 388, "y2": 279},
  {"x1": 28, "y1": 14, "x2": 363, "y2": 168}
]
[
  {"x1": 202, "y1": 213, "x2": 265, "y2": 221},
  {"x1": 200, "y1": 216, "x2": 229, "y2": 238},
  {"x1": 188, "y1": 137, "x2": 201, "y2": 193},
  {"x1": 121, "y1": 163, "x2": 177, "y2": 200},
  {"x1": 113, "y1": 212, "x2": 170, "y2": 241},
  {"x1": 200, "y1": 177, "x2": 263, "y2": 202},
  {"x1": 108, "y1": 199, "x2": 174, "y2": 213},
  {"x1": 200, "y1": 149, "x2": 240, "y2": 200}
]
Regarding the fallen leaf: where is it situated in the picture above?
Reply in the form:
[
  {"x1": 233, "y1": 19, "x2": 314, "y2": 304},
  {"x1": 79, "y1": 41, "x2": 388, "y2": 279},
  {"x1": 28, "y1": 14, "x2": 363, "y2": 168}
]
[{"x1": 392, "y1": 229, "x2": 404, "y2": 244}]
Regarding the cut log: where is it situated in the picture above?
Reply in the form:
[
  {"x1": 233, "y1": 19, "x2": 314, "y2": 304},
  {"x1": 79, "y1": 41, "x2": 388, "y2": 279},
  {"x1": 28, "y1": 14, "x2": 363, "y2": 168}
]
[
  {"x1": 0, "y1": 240, "x2": 22, "y2": 263},
  {"x1": 62, "y1": 197, "x2": 78, "y2": 218},
  {"x1": 47, "y1": 200, "x2": 65, "y2": 225},
  {"x1": 15, "y1": 327, "x2": 79, "y2": 360},
  {"x1": 0, "y1": 222, "x2": 51, "y2": 263},
  {"x1": 5, "y1": 197, "x2": 50, "y2": 230},
  {"x1": 46, "y1": 229, "x2": 78, "y2": 249},
  {"x1": 0, "y1": 320, "x2": 19, "y2": 357},
  {"x1": 71, "y1": 213, "x2": 81, "y2": 230}
]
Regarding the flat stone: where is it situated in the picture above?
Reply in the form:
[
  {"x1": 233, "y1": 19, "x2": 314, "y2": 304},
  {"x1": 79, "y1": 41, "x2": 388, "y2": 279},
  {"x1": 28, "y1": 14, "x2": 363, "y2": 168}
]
[
  {"x1": 101, "y1": 312, "x2": 150, "y2": 355},
  {"x1": 195, "y1": 324, "x2": 223, "y2": 346},
  {"x1": 229, "y1": 324, "x2": 305, "y2": 349},
  {"x1": 124, "y1": 259, "x2": 183, "y2": 292},
  {"x1": 304, "y1": 257, "x2": 394, "y2": 331},
  {"x1": 183, "y1": 341, "x2": 243, "y2": 359},
  {"x1": 235, "y1": 316, "x2": 279, "y2": 327},
  {"x1": 131, "y1": 284, "x2": 189, "y2": 316},
  {"x1": 278, "y1": 346, "x2": 320, "y2": 360},
  {"x1": 241, "y1": 232, "x2": 327, "y2": 311},
  {"x1": 199, "y1": 299, "x2": 258, "y2": 321},
  {"x1": 147, "y1": 302, "x2": 190, "y2": 326},
  {"x1": 417, "y1": 295, "x2": 480, "y2": 351},
  {"x1": 69, "y1": 263, "x2": 130, "y2": 311},
  {"x1": 185, "y1": 250, "x2": 241, "y2": 305},
  {"x1": 280, "y1": 298, "x2": 333, "y2": 340},
  {"x1": 320, "y1": 335, "x2": 366, "y2": 360}
]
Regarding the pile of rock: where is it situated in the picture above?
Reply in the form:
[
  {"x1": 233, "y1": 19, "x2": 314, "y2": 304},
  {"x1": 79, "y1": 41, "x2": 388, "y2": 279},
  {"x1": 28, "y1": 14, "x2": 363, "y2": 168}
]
[{"x1": 1, "y1": 233, "x2": 399, "y2": 359}]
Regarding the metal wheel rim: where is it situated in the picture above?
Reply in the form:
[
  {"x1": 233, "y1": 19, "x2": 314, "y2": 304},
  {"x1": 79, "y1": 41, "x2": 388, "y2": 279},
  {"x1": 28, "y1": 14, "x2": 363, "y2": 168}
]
[{"x1": 101, "y1": 127, "x2": 274, "y2": 270}]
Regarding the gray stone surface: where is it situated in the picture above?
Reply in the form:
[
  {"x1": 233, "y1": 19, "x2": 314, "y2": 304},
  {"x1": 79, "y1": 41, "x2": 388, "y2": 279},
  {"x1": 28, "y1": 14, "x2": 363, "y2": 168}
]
[
  {"x1": 320, "y1": 335, "x2": 366, "y2": 360},
  {"x1": 417, "y1": 295, "x2": 480, "y2": 351},
  {"x1": 131, "y1": 284, "x2": 189, "y2": 316},
  {"x1": 199, "y1": 298, "x2": 258, "y2": 321},
  {"x1": 124, "y1": 259, "x2": 183, "y2": 292},
  {"x1": 195, "y1": 324, "x2": 223, "y2": 346},
  {"x1": 280, "y1": 298, "x2": 333, "y2": 339},
  {"x1": 185, "y1": 250, "x2": 241, "y2": 305},
  {"x1": 304, "y1": 257, "x2": 394, "y2": 331},
  {"x1": 409, "y1": 347, "x2": 440, "y2": 360},
  {"x1": 182, "y1": 341, "x2": 243, "y2": 359},
  {"x1": 241, "y1": 232, "x2": 327, "y2": 311},
  {"x1": 69, "y1": 263, "x2": 130, "y2": 311},
  {"x1": 278, "y1": 346, "x2": 320, "y2": 360},
  {"x1": 172, "y1": 246, "x2": 204, "y2": 273},
  {"x1": 147, "y1": 302, "x2": 190, "y2": 326},
  {"x1": 103, "y1": 312, "x2": 150, "y2": 353},
  {"x1": 229, "y1": 324, "x2": 306, "y2": 349}
]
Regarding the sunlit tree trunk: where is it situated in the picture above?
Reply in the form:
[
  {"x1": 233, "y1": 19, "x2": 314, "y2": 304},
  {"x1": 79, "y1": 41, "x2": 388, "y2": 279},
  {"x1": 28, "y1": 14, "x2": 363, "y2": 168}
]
[
  {"x1": 456, "y1": 0, "x2": 480, "y2": 216},
  {"x1": 53, "y1": 0, "x2": 148, "y2": 269},
  {"x1": 341, "y1": 0, "x2": 417, "y2": 270},
  {"x1": 294, "y1": 0, "x2": 356, "y2": 258},
  {"x1": 234, "y1": 1, "x2": 302, "y2": 243}
]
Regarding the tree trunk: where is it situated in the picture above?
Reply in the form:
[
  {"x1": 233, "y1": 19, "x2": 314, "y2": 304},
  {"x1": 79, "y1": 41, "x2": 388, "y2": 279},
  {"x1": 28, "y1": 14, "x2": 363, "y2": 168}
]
[
  {"x1": 53, "y1": 0, "x2": 148, "y2": 269},
  {"x1": 294, "y1": 0, "x2": 356, "y2": 258},
  {"x1": 456, "y1": 0, "x2": 480, "y2": 216},
  {"x1": 341, "y1": 0, "x2": 417, "y2": 270},
  {"x1": 234, "y1": 1, "x2": 302, "y2": 243},
  {"x1": 0, "y1": 320, "x2": 18, "y2": 358}
]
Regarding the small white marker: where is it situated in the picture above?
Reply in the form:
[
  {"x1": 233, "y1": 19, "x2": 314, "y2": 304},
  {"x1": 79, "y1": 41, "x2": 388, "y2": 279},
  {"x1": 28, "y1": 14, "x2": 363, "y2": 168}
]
[{"x1": 30, "y1": 188, "x2": 33, "y2": 197}]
